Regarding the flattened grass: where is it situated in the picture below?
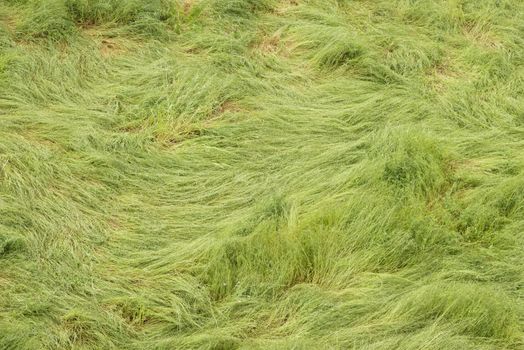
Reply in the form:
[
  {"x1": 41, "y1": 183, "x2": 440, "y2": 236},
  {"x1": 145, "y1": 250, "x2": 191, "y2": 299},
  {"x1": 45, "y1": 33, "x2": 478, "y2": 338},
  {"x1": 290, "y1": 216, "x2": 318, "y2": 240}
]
[{"x1": 1, "y1": 0, "x2": 523, "y2": 349}]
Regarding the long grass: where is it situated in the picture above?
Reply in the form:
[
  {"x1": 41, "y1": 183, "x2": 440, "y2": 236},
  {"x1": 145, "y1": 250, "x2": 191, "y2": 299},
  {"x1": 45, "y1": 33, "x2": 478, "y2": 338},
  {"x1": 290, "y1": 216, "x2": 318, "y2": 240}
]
[{"x1": 1, "y1": 0, "x2": 523, "y2": 349}]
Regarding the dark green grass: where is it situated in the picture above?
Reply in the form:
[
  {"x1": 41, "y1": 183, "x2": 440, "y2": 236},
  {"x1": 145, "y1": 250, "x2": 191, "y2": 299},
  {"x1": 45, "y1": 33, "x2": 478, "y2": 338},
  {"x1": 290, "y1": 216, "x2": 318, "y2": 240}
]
[{"x1": 1, "y1": 0, "x2": 523, "y2": 349}]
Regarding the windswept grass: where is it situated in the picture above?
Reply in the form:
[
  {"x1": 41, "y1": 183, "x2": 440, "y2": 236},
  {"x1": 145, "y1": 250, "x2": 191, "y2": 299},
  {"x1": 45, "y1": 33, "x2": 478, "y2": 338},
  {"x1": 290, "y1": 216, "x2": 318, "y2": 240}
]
[{"x1": 1, "y1": 0, "x2": 523, "y2": 349}]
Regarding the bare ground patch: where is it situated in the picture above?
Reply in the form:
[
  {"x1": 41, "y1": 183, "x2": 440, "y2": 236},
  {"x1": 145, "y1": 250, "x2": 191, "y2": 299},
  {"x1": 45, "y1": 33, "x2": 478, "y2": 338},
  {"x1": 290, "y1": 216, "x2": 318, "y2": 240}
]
[{"x1": 83, "y1": 27, "x2": 134, "y2": 58}]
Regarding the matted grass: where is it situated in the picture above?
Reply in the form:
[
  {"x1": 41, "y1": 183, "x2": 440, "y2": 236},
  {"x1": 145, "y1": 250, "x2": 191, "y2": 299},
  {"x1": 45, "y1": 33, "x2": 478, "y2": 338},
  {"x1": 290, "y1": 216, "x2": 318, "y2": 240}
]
[{"x1": 1, "y1": 0, "x2": 523, "y2": 349}]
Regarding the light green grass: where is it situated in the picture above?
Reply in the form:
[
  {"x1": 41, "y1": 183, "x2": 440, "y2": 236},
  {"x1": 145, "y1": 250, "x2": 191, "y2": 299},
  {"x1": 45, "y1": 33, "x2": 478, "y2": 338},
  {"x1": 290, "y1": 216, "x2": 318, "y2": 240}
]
[{"x1": 1, "y1": 0, "x2": 523, "y2": 349}]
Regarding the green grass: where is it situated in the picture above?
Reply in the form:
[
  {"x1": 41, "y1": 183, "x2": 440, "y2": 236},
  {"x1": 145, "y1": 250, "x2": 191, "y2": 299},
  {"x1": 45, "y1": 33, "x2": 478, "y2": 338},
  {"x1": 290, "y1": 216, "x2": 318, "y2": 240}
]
[{"x1": 1, "y1": 0, "x2": 523, "y2": 348}]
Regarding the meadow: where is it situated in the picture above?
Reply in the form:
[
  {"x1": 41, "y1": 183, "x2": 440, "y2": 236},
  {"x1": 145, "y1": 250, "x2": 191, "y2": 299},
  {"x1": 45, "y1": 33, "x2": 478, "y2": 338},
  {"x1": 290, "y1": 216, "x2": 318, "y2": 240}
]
[{"x1": 0, "y1": 0, "x2": 523, "y2": 348}]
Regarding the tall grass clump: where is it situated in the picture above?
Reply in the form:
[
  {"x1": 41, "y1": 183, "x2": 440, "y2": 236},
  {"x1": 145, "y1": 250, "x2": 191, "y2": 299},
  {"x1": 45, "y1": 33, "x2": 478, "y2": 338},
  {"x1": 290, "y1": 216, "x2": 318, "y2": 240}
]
[{"x1": 15, "y1": 0, "x2": 77, "y2": 41}]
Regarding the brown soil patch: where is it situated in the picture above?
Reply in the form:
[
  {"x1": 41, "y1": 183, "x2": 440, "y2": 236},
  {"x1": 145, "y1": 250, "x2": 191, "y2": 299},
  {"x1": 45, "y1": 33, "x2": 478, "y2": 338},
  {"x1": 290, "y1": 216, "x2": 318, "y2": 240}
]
[
  {"x1": 100, "y1": 38, "x2": 127, "y2": 57},
  {"x1": 426, "y1": 59, "x2": 465, "y2": 93},
  {"x1": 183, "y1": 0, "x2": 195, "y2": 15},
  {"x1": 463, "y1": 23, "x2": 503, "y2": 51},
  {"x1": 259, "y1": 33, "x2": 281, "y2": 54},
  {"x1": 253, "y1": 30, "x2": 293, "y2": 57},
  {"x1": 83, "y1": 27, "x2": 130, "y2": 58}
]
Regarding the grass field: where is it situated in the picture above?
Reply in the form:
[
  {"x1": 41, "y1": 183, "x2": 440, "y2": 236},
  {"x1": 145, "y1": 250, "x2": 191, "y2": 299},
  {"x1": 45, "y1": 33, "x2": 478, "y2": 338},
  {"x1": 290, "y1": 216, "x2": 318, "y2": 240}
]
[{"x1": 1, "y1": 0, "x2": 523, "y2": 349}]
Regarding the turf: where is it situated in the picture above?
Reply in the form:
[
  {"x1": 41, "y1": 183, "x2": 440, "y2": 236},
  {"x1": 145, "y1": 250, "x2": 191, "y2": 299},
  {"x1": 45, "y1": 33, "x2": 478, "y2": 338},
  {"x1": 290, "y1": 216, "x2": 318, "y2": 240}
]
[{"x1": 1, "y1": 0, "x2": 523, "y2": 349}]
